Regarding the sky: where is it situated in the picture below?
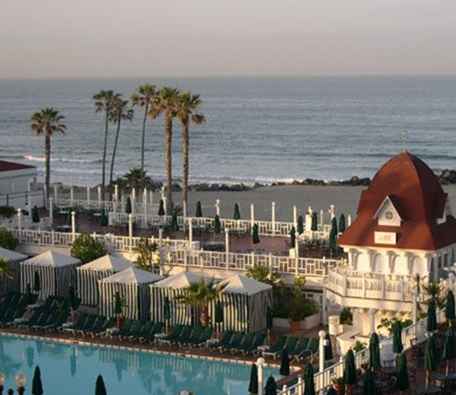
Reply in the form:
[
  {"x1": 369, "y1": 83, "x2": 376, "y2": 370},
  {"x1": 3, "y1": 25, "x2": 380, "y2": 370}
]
[{"x1": 1, "y1": 0, "x2": 456, "y2": 79}]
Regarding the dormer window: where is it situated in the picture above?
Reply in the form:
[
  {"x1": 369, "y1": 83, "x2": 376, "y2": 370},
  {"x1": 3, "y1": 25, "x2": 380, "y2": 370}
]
[{"x1": 374, "y1": 196, "x2": 402, "y2": 227}]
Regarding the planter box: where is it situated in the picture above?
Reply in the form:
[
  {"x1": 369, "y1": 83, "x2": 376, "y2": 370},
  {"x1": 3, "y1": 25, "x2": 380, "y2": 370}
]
[{"x1": 273, "y1": 312, "x2": 320, "y2": 331}]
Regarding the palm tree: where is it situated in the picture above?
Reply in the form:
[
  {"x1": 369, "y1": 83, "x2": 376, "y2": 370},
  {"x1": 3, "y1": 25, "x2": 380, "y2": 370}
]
[
  {"x1": 31, "y1": 108, "x2": 66, "y2": 201},
  {"x1": 93, "y1": 90, "x2": 116, "y2": 200},
  {"x1": 109, "y1": 95, "x2": 134, "y2": 187},
  {"x1": 152, "y1": 87, "x2": 179, "y2": 209},
  {"x1": 131, "y1": 84, "x2": 158, "y2": 171},
  {"x1": 176, "y1": 279, "x2": 224, "y2": 326},
  {"x1": 175, "y1": 91, "x2": 206, "y2": 205},
  {"x1": 0, "y1": 258, "x2": 12, "y2": 279}
]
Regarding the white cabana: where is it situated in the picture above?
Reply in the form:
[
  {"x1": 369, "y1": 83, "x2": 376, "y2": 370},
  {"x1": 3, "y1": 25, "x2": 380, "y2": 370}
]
[
  {"x1": 77, "y1": 255, "x2": 132, "y2": 306},
  {"x1": 150, "y1": 272, "x2": 212, "y2": 325},
  {"x1": 216, "y1": 274, "x2": 273, "y2": 332},
  {"x1": 98, "y1": 267, "x2": 162, "y2": 321},
  {"x1": 0, "y1": 247, "x2": 28, "y2": 294},
  {"x1": 20, "y1": 250, "x2": 81, "y2": 299}
]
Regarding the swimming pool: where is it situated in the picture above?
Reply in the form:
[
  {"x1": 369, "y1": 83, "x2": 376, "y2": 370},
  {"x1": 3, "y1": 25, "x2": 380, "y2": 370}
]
[{"x1": 0, "y1": 334, "x2": 277, "y2": 395}]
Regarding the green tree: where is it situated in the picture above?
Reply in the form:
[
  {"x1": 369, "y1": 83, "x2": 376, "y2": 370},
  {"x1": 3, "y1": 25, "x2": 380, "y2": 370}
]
[
  {"x1": 131, "y1": 84, "x2": 158, "y2": 171},
  {"x1": 134, "y1": 238, "x2": 158, "y2": 271},
  {"x1": 31, "y1": 108, "x2": 66, "y2": 201},
  {"x1": 0, "y1": 228, "x2": 18, "y2": 250},
  {"x1": 93, "y1": 90, "x2": 116, "y2": 200},
  {"x1": 175, "y1": 91, "x2": 206, "y2": 205},
  {"x1": 70, "y1": 234, "x2": 106, "y2": 263},
  {"x1": 152, "y1": 87, "x2": 180, "y2": 209},
  {"x1": 329, "y1": 217, "x2": 338, "y2": 253},
  {"x1": 0, "y1": 257, "x2": 13, "y2": 280},
  {"x1": 109, "y1": 95, "x2": 134, "y2": 187},
  {"x1": 246, "y1": 264, "x2": 282, "y2": 287}
]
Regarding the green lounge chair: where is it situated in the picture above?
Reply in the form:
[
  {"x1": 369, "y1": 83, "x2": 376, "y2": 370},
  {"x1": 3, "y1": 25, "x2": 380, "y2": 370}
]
[
  {"x1": 174, "y1": 326, "x2": 192, "y2": 344},
  {"x1": 236, "y1": 333, "x2": 255, "y2": 353},
  {"x1": 160, "y1": 325, "x2": 184, "y2": 343},
  {"x1": 222, "y1": 332, "x2": 244, "y2": 351},
  {"x1": 299, "y1": 337, "x2": 318, "y2": 359},
  {"x1": 263, "y1": 335, "x2": 287, "y2": 357},
  {"x1": 245, "y1": 332, "x2": 266, "y2": 354},
  {"x1": 284, "y1": 336, "x2": 299, "y2": 355},
  {"x1": 290, "y1": 338, "x2": 309, "y2": 359},
  {"x1": 213, "y1": 331, "x2": 233, "y2": 349},
  {"x1": 185, "y1": 327, "x2": 205, "y2": 345}
]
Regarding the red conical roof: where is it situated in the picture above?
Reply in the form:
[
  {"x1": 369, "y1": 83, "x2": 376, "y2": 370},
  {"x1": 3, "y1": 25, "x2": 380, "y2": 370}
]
[{"x1": 338, "y1": 152, "x2": 456, "y2": 250}]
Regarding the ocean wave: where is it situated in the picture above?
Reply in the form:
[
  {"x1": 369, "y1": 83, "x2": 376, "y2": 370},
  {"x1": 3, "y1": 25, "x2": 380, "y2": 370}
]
[{"x1": 23, "y1": 155, "x2": 101, "y2": 164}]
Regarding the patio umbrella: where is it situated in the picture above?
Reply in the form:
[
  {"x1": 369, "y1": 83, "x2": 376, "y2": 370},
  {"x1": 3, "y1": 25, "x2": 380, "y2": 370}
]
[
  {"x1": 33, "y1": 271, "x2": 41, "y2": 294},
  {"x1": 442, "y1": 326, "x2": 456, "y2": 374},
  {"x1": 303, "y1": 363, "x2": 315, "y2": 395},
  {"x1": 213, "y1": 215, "x2": 221, "y2": 234},
  {"x1": 392, "y1": 321, "x2": 403, "y2": 354},
  {"x1": 427, "y1": 298, "x2": 438, "y2": 333},
  {"x1": 396, "y1": 353, "x2": 409, "y2": 392},
  {"x1": 425, "y1": 334, "x2": 439, "y2": 387},
  {"x1": 280, "y1": 348, "x2": 290, "y2": 376},
  {"x1": 195, "y1": 201, "x2": 203, "y2": 218},
  {"x1": 266, "y1": 306, "x2": 273, "y2": 344},
  {"x1": 368, "y1": 332, "x2": 381, "y2": 371},
  {"x1": 446, "y1": 290, "x2": 456, "y2": 322},
  {"x1": 343, "y1": 349, "x2": 357, "y2": 394},
  {"x1": 158, "y1": 199, "x2": 165, "y2": 216},
  {"x1": 214, "y1": 301, "x2": 223, "y2": 336},
  {"x1": 324, "y1": 333, "x2": 334, "y2": 361},
  {"x1": 362, "y1": 369, "x2": 376, "y2": 395},
  {"x1": 95, "y1": 375, "x2": 107, "y2": 395},
  {"x1": 31, "y1": 366, "x2": 43, "y2": 395},
  {"x1": 248, "y1": 363, "x2": 258, "y2": 394},
  {"x1": 252, "y1": 224, "x2": 260, "y2": 244},
  {"x1": 265, "y1": 376, "x2": 277, "y2": 395},
  {"x1": 233, "y1": 203, "x2": 241, "y2": 220}
]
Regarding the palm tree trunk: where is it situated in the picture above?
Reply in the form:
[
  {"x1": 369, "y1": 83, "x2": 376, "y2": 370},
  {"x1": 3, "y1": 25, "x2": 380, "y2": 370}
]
[
  {"x1": 164, "y1": 112, "x2": 173, "y2": 209},
  {"x1": 182, "y1": 121, "x2": 190, "y2": 206},
  {"x1": 101, "y1": 111, "x2": 109, "y2": 200},
  {"x1": 140, "y1": 103, "x2": 149, "y2": 171},
  {"x1": 110, "y1": 117, "x2": 122, "y2": 187},
  {"x1": 45, "y1": 134, "x2": 51, "y2": 203}
]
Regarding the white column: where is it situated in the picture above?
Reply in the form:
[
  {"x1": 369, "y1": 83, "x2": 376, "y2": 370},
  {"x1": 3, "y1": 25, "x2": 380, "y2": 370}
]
[
  {"x1": 97, "y1": 186, "x2": 102, "y2": 208},
  {"x1": 86, "y1": 186, "x2": 90, "y2": 206},
  {"x1": 143, "y1": 189, "x2": 148, "y2": 227},
  {"x1": 369, "y1": 309, "x2": 376, "y2": 335},
  {"x1": 297, "y1": 376, "x2": 304, "y2": 395},
  {"x1": 250, "y1": 204, "x2": 255, "y2": 228},
  {"x1": 271, "y1": 202, "x2": 276, "y2": 235},
  {"x1": 70, "y1": 186, "x2": 74, "y2": 207},
  {"x1": 293, "y1": 205, "x2": 298, "y2": 229},
  {"x1": 320, "y1": 209, "x2": 324, "y2": 228},
  {"x1": 128, "y1": 214, "x2": 133, "y2": 252},
  {"x1": 114, "y1": 184, "x2": 119, "y2": 202},
  {"x1": 330, "y1": 204, "x2": 336, "y2": 219},
  {"x1": 225, "y1": 229, "x2": 230, "y2": 271},
  {"x1": 49, "y1": 197, "x2": 54, "y2": 226},
  {"x1": 348, "y1": 214, "x2": 352, "y2": 227},
  {"x1": 149, "y1": 190, "x2": 154, "y2": 207},
  {"x1": 163, "y1": 197, "x2": 168, "y2": 216},
  {"x1": 256, "y1": 357, "x2": 265, "y2": 395},
  {"x1": 71, "y1": 211, "x2": 76, "y2": 241},
  {"x1": 319, "y1": 330, "x2": 326, "y2": 374},
  {"x1": 188, "y1": 217, "x2": 193, "y2": 248},
  {"x1": 183, "y1": 201, "x2": 187, "y2": 223},
  {"x1": 131, "y1": 188, "x2": 136, "y2": 215},
  {"x1": 215, "y1": 199, "x2": 220, "y2": 216},
  {"x1": 17, "y1": 208, "x2": 22, "y2": 231},
  {"x1": 54, "y1": 185, "x2": 58, "y2": 204}
]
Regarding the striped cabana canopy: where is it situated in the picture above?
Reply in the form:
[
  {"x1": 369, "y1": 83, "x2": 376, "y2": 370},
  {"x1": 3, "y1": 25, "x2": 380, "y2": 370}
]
[
  {"x1": 20, "y1": 250, "x2": 81, "y2": 299},
  {"x1": 150, "y1": 272, "x2": 213, "y2": 326},
  {"x1": 216, "y1": 274, "x2": 273, "y2": 333},
  {"x1": 98, "y1": 267, "x2": 162, "y2": 321},
  {"x1": 77, "y1": 255, "x2": 132, "y2": 306},
  {"x1": 0, "y1": 247, "x2": 28, "y2": 295}
]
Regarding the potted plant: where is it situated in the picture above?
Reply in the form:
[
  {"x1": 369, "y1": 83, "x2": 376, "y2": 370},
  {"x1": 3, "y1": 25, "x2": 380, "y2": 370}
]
[{"x1": 332, "y1": 377, "x2": 345, "y2": 395}]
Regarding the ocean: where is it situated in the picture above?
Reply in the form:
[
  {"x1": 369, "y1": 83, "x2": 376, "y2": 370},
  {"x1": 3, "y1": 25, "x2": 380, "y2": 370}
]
[{"x1": 1, "y1": 76, "x2": 456, "y2": 187}]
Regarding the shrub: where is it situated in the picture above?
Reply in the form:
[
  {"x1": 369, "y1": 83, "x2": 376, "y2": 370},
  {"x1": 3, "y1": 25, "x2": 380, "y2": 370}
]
[
  {"x1": 339, "y1": 307, "x2": 353, "y2": 325},
  {"x1": 0, "y1": 206, "x2": 16, "y2": 219},
  {"x1": 70, "y1": 233, "x2": 106, "y2": 263},
  {"x1": 0, "y1": 227, "x2": 18, "y2": 250},
  {"x1": 353, "y1": 341, "x2": 366, "y2": 352}
]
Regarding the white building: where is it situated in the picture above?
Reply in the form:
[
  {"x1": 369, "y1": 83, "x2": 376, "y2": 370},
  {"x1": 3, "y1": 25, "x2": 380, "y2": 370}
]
[
  {"x1": 326, "y1": 152, "x2": 456, "y2": 337},
  {"x1": 0, "y1": 160, "x2": 41, "y2": 210}
]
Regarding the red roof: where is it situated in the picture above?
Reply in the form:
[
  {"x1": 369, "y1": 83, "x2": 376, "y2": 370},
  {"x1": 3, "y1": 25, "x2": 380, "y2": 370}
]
[
  {"x1": 338, "y1": 152, "x2": 456, "y2": 251},
  {"x1": 0, "y1": 160, "x2": 35, "y2": 173}
]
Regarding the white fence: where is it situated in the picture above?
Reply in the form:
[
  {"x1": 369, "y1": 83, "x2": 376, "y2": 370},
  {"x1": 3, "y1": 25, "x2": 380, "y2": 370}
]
[
  {"x1": 0, "y1": 190, "x2": 45, "y2": 210},
  {"x1": 163, "y1": 247, "x2": 340, "y2": 278},
  {"x1": 279, "y1": 308, "x2": 446, "y2": 394}
]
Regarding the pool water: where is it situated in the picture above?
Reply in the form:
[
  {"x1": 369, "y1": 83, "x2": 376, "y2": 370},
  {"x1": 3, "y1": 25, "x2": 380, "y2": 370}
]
[{"x1": 0, "y1": 335, "x2": 277, "y2": 395}]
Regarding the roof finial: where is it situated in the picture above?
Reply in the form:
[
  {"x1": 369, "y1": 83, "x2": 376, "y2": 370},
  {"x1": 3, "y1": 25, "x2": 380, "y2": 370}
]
[{"x1": 400, "y1": 130, "x2": 409, "y2": 153}]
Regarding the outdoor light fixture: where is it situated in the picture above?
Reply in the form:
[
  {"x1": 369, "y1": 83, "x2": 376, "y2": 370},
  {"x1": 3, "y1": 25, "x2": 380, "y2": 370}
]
[{"x1": 15, "y1": 374, "x2": 26, "y2": 395}]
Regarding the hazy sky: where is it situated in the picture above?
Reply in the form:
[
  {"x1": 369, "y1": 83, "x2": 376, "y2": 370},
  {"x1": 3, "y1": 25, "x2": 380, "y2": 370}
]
[{"x1": 2, "y1": 0, "x2": 456, "y2": 78}]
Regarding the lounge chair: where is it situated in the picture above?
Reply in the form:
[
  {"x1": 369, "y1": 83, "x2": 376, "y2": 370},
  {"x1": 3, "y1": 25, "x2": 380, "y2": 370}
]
[
  {"x1": 290, "y1": 338, "x2": 309, "y2": 359},
  {"x1": 222, "y1": 332, "x2": 244, "y2": 352},
  {"x1": 185, "y1": 327, "x2": 205, "y2": 346},
  {"x1": 160, "y1": 325, "x2": 184, "y2": 344},
  {"x1": 174, "y1": 326, "x2": 193, "y2": 345},
  {"x1": 263, "y1": 335, "x2": 287, "y2": 357},
  {"x1": 212, "y1": 331, "x2": 233, "y2": 349},
  {"x1": 244, "y1": 332, "x2": 266, "y2": 354}
]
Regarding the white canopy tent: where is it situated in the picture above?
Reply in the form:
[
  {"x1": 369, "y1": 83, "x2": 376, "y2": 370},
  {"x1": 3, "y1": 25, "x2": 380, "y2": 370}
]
[
  {"x1": 0, "y1": 247, "x2": 28, "y2": 294},
  {"x1": 77, "y1": 255, "x2": 132, "y2": 306},
  {"x1": 98, "y1": 267, "x2": 162, "y2": 320},
  {"x1": 20, "y1": 250, "x2": 81, "y2": 299}
]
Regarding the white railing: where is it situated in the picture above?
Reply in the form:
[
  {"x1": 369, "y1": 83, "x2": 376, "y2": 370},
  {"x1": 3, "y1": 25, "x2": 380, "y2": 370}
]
[
  {"x1": 327, "y1": 268, "x2": 416, "y2": 302},
  {"x1": 278, "y1": 308, "x2": 446, "y2": 394},
  {"x1": 109, "y1": 212, "x2": 331, "y2": 240},
  {"x1": 163, "y1": 247, "x2": 341, "y2": 278},
  {"x1": 56, "y1": 198, "x2": 159, "y2": 215}
]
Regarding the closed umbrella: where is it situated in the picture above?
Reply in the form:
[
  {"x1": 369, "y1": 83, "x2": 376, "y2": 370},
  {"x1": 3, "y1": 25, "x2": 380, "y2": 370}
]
[
  {"x1": 303, "y1": 363, "x2": 315, "y2": 395},
  {"x1": 368, "y1": 332, "x2": 381, "y2": 371},
  {"x1": 343, "y1": 349, "x2": 357, "y2": 395},
  {"x1": 195, "y1": 201, "x2": 203, "y2": 218},
  {"x1": 33, "y1": 271, "x2": 41, "y2": 294},
  {"x1": 442, "y1": 326, "x2": 456, "y2": 374},
  {"x1": 427, "y1": 298, "x2": 438, "y2": 333},
  {"x1": 280, "y1": 348, "x2": 290, "y2": 376},
  {"x1": 158, "y1": 199, "x2": 165, "y2": 216},
  {"x1": 446, "y1": 290, "x2": 456, "y2": 322},
  {"x1": 31, "y1": 366, "x2": 43, "y2": 395},
  {"x1": 324, "y1": 333, "x2": 334, "y2": 361},
  {"x1": 163, "y1": 297, "x2": 171, "y2": 334},
  {"x1": 392, "y1": 321, "x2": 403, "y2": 354},
  {"x1": 266, "y1": 306, "x2": 273, "y2": 344},
  {"x1": 233, "y1": 203, "x2": 241, "y2": 220},
  {"x1": 265, "y1": 376, "x2": 277, "y2": 395},
  {"x1": 362, "y1": 369, "x2": 376, "y2": 395},
  {"x1": 95, "y1": 375, "x2": 107, "y2": 395},
  {"x1": 248, "y1": 363, "x2": 258, "y2": 394},
  {"x1": 425, "y1": 334, "x2": 439, "y2": 387},
  {"x1": 396, "y1": 353, "x2": 409, "y2": 392},
  {"x1": 214, "y1": 301, "x2": 223, "y2": 337},
  {"x1": 252, "y1": 224, "x2": 260, "y2": 244}
]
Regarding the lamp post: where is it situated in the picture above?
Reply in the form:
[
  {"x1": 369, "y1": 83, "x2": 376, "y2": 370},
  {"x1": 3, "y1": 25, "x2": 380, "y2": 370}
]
[{"x1": 15, "y1": 373, "x2": 26, "y2": 395}]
